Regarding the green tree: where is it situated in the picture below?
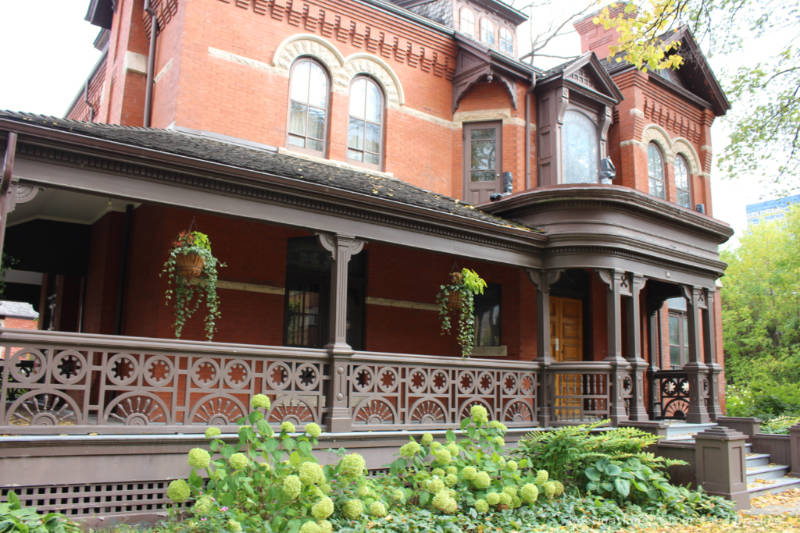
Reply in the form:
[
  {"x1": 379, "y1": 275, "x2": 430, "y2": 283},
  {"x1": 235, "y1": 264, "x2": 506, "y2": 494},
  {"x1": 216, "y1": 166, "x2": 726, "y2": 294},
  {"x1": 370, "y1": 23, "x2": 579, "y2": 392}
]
[{"x1": 720, "y1": 206, "x2": 800, "y2": 416}]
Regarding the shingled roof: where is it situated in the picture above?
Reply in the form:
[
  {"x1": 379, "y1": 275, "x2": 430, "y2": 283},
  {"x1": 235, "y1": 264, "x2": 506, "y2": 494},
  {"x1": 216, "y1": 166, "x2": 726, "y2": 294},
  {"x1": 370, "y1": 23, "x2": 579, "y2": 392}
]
[{"x1": 0, "y1": 111, "x2": 536, "y2": 234}]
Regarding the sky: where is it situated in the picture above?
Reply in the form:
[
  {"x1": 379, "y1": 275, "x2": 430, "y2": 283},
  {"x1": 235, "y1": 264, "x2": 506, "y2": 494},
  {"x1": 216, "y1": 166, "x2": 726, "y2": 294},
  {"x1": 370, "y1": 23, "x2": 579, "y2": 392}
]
[{"x1": 0, "y1": 1, "x2": 762, "y2": 246}]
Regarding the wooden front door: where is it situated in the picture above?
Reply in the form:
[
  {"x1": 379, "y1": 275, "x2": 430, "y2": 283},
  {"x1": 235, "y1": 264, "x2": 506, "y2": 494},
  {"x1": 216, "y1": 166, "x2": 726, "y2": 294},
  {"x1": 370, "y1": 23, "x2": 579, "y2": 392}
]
[
  {"x1": 463, "y1": 121, "x2": 502, "y2": 205},
  {"x1": 551, "y1": 297, "x2": 584, "y2": 420}
]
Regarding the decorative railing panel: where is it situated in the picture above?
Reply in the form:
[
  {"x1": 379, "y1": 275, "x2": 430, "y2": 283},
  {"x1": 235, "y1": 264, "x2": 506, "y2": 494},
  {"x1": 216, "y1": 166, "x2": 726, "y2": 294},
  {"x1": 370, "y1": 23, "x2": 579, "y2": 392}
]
[
  {"x1": 347, "y1": 352, "x2": 539, "y2": 430},
  {"x1": 0, "y1": 330, "x2": 328, "y2": 434},
  {"x1": 651, "y1": 370, "x2": 690, "y2": 419},
  {"x1": 550, "y1": 362, "x2": 610, "y2": 423}
]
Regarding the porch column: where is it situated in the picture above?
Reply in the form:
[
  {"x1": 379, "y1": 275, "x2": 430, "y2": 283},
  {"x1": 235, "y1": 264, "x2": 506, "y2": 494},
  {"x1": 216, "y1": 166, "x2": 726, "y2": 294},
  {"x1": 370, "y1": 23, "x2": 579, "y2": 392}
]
[
  {"x1": 0, "y1": 132, "x2": 18, "y2": 259},
  {"x1": 625, "y1": 274, "x2": 649, "y2": 420},
  {"x1": 647, "y1": 310, "x2": 661, "y2": 416},
  {"x1": 526, "y1": 269, "x2": 562, "y2": 427},
  {"x1": 684, "y1": 286, "x2": 711, "y2": 423},
  {"x1": 704, "y1": 288, "x2": 723, "y2": 420},
  {"x1": 597, "y1": 269, "x2": 630, "y2": 425},
  {"x1": 318, "y1": 233, "x2": 364, "y2": 432}
]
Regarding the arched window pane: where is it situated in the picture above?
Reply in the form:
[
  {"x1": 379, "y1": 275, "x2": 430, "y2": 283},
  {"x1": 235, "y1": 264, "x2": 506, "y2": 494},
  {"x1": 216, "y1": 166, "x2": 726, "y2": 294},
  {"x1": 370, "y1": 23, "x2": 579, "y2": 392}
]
[
  {"x1": 460, "y1": 8, "x2": 474, "y2": 37},
  {"x1": 647, "y1": 143, "x2": 665, "y2": 198},
  {"x1": 675, "y1": 155, "x2": 691, "y2": 208},
  {"x1": 499, "y1": 28, "x2": 513, "y2": 54},
  {"x1": 348, "y1": 77, "x2": 383, "y2": 166},
  {"x1": 287, "y1": 59, "x2": 328, "y2": 153},
  {"x1": 563, "y1": 110, "x2": 599, "y2": 183},
  {"x1": 481, "y1": 19, "x2": 495, "y2": 45}
]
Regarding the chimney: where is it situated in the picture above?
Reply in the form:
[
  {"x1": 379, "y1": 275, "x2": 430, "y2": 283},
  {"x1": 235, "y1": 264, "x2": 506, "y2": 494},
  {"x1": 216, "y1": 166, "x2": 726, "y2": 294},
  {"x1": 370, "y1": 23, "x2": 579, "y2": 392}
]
[{"x1": 573, "y1": 3, "x2": 628, "y2": 60}]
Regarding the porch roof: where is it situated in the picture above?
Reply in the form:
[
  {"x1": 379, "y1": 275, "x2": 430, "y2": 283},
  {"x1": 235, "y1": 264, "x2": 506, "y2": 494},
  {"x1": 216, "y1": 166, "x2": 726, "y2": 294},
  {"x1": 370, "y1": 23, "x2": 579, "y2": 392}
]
[{"x1": 0, "y1": 111, "x2": 542, "y2": 241}]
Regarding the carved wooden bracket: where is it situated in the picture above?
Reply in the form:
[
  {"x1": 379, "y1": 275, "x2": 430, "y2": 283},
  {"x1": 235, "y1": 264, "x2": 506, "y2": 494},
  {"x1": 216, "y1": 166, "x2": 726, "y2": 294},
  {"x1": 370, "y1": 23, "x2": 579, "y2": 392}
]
[
  {"x1": 596, "y1": 269, "x2": 633, "y2": 296},
  {"x1": 526, "y1": 268, "x2": 563, "y2": 290}
]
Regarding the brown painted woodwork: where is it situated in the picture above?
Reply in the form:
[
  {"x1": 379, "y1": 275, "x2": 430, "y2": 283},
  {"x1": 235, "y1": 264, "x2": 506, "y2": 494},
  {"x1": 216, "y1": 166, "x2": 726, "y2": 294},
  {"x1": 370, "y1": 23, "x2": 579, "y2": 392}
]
[
  {"x1": 550, "y1": 296, "x2": 582, "y2": 362},
  {"x1": 463, "y1": 121, "x2": 502, "y2": 205}
]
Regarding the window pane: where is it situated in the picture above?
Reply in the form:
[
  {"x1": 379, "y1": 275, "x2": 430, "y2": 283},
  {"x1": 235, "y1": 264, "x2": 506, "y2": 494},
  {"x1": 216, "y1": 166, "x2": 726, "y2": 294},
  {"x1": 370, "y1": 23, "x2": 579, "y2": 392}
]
[
  {"x1": 675, "y1": 155, "x2": 691, "y2": 208},
  {"x1": 347, "y1": 148, "x2": 363, "y2": 161},
  {"x1": 287, "y1": 134, "x2": 305, "y2": 148},
  {"x1": 499, "y1": 28, "x2": 513, "y2": 54},
  {"x1": 647, "y1": 143, "x2": 665, "y2": 198},
  {"x1": 475, "y1": 284, "x2": 501, "y2": 346},
  {"x1": 471, "y1": 170, "x2": 495, "y2": 182},
  {"x1": 365, "y1": 82, "x2": 382, "y2": 123},
  {"x1": 471, "y1": 140, "x2": 496, "y2": 170},
  {"x1": 669, "y1": 315, "x2": 680, "y2": 345},
  {"x1": 461, "y1": 8, "x2": 474, "y2": 36},
  {"x1": 471, "y1": 127, "x2": 495, "y2": 140},
  {"x1": 307, "y1": 138, "x2": 323, "y2": 152},
  {"x1": 563, "y1": 110, "x2": 598, "y2": 183},
  {"x1": 348, "y1": 118, "x2": 364, "y2": 150},
  {"x1": 307, "y1": 63, "x2": 328, "y2": 108},
  {"x1": 349, "y1": 78, "x2": 366, "y2": 119},
  {"x1": 307, "y1": 106, "x2": 325, "y2": 140},
  {"x1": 670, "y1": 345, "x2": 682, "y2": 367},
  {"x1": 289, "y1": 61, "x2": 310, "y2": 102},
  {"x1": 365, "y1": 122, "x2": 381, "y2": 153},
  {"x1": 288, "y1": 101, "x2": 307, "y2": 136},
  {"x1": 365, "y1": 152, "x2": 380, "y2": 165},
  {"x1": 481, "y1": 19, "x2": 495, "y2": 45}
]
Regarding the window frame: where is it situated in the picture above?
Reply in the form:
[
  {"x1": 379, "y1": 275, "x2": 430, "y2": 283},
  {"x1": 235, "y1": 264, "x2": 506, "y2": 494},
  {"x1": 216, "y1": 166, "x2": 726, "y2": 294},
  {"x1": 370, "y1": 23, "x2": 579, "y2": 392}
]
[
  {"x1": 460, "y1": 7, "x2": 475, "y2": 37},
  {"x1": 498, "y1": 27, "x2": 514, "y2": 55},
  {"x1": 286, "y1": 58, "x2": 331, "y2": 156},
  {"x1": 674, "y1": 154, "x2": 692, "y2": 208},
  {"x1": 474, "y1": 283, "x2": 502, "y2": 347},
  {"x1": 562, "y1": 108, "x2": 600, "y2": 184},
  {"x1": 647, "y1": 142, "x2": 666, "y2": 199},
  {"x1": 346, "y1": 75, "x2": 385, "y2": 169}
]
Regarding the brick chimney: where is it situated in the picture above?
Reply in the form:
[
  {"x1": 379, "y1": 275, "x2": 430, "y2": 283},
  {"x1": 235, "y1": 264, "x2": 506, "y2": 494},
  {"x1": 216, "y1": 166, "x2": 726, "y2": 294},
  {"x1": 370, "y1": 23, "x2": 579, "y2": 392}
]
[{"x1": 573, "y1": 3, "x2": 627, "y2": 60}]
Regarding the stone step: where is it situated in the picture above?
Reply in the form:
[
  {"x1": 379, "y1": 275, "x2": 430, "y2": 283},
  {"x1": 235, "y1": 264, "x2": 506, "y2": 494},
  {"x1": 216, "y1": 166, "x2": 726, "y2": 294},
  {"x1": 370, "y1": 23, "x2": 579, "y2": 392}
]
[
  {"x1": 747, "y1": 463, "x2": 790, "y2": 484},
  {"x1": 747, "y1": 475, "x2": 800, "y2": 497},
  {"x1": 745, "y1": 453, "x2": 771, "y2": 468},
  {"x1": 663, "y1": 422, "x2": 718, "y2": 440}
]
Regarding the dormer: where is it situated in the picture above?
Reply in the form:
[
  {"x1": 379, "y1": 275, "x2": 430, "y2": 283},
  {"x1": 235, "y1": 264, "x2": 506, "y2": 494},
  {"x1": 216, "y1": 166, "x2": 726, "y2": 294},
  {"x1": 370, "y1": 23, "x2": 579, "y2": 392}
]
[{"x1": 535, "y1": 53, "x2": 623, "y2": 186}]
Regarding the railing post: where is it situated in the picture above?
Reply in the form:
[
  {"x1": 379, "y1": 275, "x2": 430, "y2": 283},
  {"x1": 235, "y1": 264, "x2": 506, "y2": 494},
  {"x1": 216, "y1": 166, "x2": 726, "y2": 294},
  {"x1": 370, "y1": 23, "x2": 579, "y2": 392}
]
[
  {"x1": 597, "y1": 269, "x2": 629, "y2": 425},
  {"x1": 527, "y1": 269, "x2": 561, "y2": 427},
  {"x1": 318, "y1": 233, "x2": 364, "y2": 433},
  {"x1": 625, "y1": 274, "x2": 649, "y2": 421},
  {"x1": 684, "y1": 286, "x2": 710, "y2": 423},
  {"x1": 694, "y1": 426, "x2": 750, "y2": 509},
  {"x1": 703, "y1": 288, "x2": 723, "y2": 421},
  {"x1": 790, "y1": 424, "x2": 800, "y2": 477}
]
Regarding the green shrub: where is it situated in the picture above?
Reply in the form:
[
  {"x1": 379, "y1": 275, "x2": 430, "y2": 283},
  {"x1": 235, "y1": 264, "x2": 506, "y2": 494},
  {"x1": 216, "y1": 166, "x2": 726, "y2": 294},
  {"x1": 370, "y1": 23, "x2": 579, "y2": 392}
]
[
  {"x1": 0, "y1": 491, "x2": 80, "y2": 533},
  {"x1": 761, "y1": 415, "x2": 800, "y2": 434}
]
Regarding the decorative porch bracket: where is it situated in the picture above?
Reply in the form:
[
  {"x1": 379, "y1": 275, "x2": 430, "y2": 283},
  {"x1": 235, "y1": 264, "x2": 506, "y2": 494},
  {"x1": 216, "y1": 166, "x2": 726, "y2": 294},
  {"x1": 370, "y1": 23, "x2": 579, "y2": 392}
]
[
  {"x1": 318, "y1": 233, "x2": 365, "y2": 432},
  {"x1": 683, "y1": 285, "x2": 711, "y2": 423},
  {"x1": 597, "y1": 269, "x2": 631, "y2": 425},
  {"x1": 526, "y1": 268, "x2": 562, "y2": 427},
  {"x1": 625, "y1": 274, "x2": 649, "y2": 421}
]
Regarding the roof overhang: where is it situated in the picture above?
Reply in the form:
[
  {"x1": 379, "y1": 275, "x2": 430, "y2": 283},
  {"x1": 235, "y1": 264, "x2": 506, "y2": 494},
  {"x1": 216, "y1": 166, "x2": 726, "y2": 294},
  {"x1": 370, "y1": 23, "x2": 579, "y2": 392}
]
[
  {"x1": 538, "y1": 52, "x2": 623, "y2": 107},
  {"x1": 85, "y1": 0, "x2": 114, "y2": 29}
]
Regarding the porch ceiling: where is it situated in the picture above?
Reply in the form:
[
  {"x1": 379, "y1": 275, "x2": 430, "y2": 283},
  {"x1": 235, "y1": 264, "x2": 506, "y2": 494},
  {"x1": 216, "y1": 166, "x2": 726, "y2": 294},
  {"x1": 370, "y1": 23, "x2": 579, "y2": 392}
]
[{"x1": 7, "y1": 187, "x2": 130, "y2": 228}]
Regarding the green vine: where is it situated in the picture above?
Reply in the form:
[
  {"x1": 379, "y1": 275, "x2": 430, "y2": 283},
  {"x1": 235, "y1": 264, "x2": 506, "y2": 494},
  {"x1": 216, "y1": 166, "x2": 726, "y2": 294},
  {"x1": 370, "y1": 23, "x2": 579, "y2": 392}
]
[
  {"x1": 160, "y1": 230, "x2": 225, "y2": 340},
  {"x1": 435, "y1": 268, "x2": 487, "y2": 357}
]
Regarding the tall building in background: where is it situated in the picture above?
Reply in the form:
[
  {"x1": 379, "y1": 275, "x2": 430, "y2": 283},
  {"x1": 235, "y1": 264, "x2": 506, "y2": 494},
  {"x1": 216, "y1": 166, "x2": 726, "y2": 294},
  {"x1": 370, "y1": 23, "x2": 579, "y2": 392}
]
[{"x1": 746, "y1": 193, "x2": 800, "y2": 226}]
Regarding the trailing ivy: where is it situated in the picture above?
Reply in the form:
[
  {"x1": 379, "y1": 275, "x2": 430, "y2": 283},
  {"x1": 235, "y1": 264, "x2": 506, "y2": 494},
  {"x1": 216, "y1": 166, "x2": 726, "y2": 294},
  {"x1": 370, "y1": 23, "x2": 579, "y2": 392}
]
[{"x1": 435, "y1": 268, "x2": 487, "y2": 357}]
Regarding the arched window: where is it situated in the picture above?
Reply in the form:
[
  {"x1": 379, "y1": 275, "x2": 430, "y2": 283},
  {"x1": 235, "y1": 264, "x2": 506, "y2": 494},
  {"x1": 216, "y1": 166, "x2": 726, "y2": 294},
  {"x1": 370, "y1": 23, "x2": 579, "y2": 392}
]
[
  {"x1": 647, "y1": 143, "x2": 666, "y2": 198},
  {"x1": 674, "y1": 154, "x2": 691, "y2": 208},
  {"x1": 563, "y1": 110, "x2": 599, "y2": 183},
  {"x1": 499, "y1": 28, "x2": 513, "y2": 54},
  {"x1": 460, "y1": 8, "x2": 475, "y2": 37},
  {"x1": 287, "y1": 59, "x2": 329, "y2": 153},
  {"x1": 347, "y1": 77, "x2": 384, "y2": 166},
  {"x1": 480, "y1": 18, "x2": 495, "y2": 45}
]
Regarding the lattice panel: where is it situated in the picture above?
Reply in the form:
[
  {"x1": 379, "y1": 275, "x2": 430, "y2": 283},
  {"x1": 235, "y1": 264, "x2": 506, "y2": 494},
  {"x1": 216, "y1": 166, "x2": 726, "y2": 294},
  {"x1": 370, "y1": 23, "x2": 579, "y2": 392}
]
[
  {"x1": 1, "y1": 481, "x2": 175, "y2": 517},
  {"x1": 0, "y1": 339, "x2": 328, "y2": 433},
  {"x1": 349, "y1": 361, "x2": 537, "y2": 430}
]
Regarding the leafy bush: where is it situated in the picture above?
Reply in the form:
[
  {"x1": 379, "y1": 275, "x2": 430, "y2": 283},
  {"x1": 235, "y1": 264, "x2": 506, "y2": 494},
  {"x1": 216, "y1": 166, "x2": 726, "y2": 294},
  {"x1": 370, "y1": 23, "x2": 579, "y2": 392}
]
[
  {"x1": 0, "y1": 491, "x2": 80, "y2": 533},
  {"x1": 514, "y1": 421, "x2": 681, "y2": 488},
  {"x1": 761, "y1": 415, "x2": 800, "y2": 434}
]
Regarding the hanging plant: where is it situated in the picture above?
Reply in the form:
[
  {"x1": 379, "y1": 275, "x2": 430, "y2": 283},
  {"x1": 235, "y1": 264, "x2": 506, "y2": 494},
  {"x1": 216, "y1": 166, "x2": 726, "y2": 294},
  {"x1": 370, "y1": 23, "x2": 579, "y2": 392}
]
[
  {"x1": 436, "y1": 267, "x2": 487, "y2": 357},
  {"x1": 160, "y1": 230, "x2": 225, "y2": 340}
]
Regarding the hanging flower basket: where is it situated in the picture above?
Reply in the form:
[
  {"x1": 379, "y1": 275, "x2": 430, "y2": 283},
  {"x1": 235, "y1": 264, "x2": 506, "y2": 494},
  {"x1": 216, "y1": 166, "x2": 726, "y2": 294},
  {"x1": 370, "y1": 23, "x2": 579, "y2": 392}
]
[
  {"x1": 436, "y1": 268, "x2": 487, "y2": 357},
  {"x1": 160, "y1": 230, "x2": 225, "y2": 340},
  {"x1": 176, "y1": 252, "x2": 205, "y2": 279}
]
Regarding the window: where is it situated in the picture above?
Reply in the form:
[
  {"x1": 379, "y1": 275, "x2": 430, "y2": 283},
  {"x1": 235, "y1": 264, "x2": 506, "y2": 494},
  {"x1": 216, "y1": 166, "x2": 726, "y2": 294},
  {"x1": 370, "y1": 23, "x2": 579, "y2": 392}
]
[
  {"x1": 474, "y1": 283, "x2": 501, "y2": 346},
  {"x1": 480, "y1": 18, "x2": 495, "y2": 45},
  {"x1": 666, "y1": 297, "x2": 688, "y2": 368},
  {"x1": 287, "y1": 59, "x2": 329, "y2": 153},
  {"x1": 460, "y1": 8, "x2": 475, "y2": 37},
  {"x1": 647, "y1": 143, "x2": 666, "y2": 199},
  {"x1": 463, "y1": 121, "x2": 501, "y2": 204},
  {"x1": 499, "y1": 28, "x2": 513, "y2": 54},
  {"x1": 674, "y1": 154, "x2": 691, "y2": 208},
  {"x1": 347, "y1": 77, "x2": 383, "y2": 166},
  {"x1": 284, "y1": 237, "x2": 366, "y2": 349},
  {"x1": 563, "y1": 110, "x2": 599, "y2": 183}
]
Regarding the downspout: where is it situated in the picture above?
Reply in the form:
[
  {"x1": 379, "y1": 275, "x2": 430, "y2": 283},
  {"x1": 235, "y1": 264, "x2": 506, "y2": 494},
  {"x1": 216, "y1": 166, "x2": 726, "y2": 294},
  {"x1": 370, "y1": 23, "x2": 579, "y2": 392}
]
[
  {"x1": 143, "y1": 0, "x2": 159, "y2": 128},
  {"x1": 524, "y1": 72, "x2": 536, "y2": 190},
  {"x1": 83, "y1": 81, "x2": 96, "y2": 122}
]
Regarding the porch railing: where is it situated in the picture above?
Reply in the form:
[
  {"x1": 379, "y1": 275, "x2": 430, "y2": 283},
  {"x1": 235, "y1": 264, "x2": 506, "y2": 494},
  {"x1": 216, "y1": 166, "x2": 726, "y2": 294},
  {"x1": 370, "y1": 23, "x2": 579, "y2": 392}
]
[
  {"x1": 549, "y1": 361, "x2": 611, "y2": 423},
  {"x1": 650, "y1": 369, "x2": 692, "y2": 420}
]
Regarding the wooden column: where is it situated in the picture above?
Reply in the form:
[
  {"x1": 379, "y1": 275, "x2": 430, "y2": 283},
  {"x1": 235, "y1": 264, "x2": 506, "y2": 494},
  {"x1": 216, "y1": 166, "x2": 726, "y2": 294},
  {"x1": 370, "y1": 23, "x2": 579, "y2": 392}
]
[
  {"x1": 527, "y1": 269, "x2": 562, "y2": 427},
  {"x1": 684, "y1": 286, "x2": 710, "y2": 423},
  {"x1": 647, "y1": 310, "x2": 661, "y2": 416},
  {"x1": 625, "y1": 274, "x2": 649, "y2": 420},
  {"x1": 704, "y1": 288, "x2": 722, "y2": 420},
  {"x1": 0, "y1": 132, "x2": 18, "y2": 260},
  {"x1": 318, "y1": 233, "x2": 364, "y2": 432},
  {"x1": 597, "y1": 269, "x2": 630, "y2": 425}
]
